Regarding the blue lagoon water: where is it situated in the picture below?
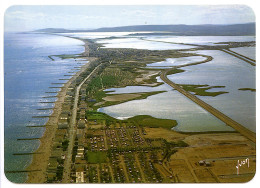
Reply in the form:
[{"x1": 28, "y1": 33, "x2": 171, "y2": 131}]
[
  {"x1": 4, "y1": 32, "x2": 86, "y2": 183},
  {"x1": 168, "y1": 50, "x2": 256, "y2": 132},
  {"x1": 147, "y1": 56, "x2": 207, "y2": 67},
  {"x1": 97, "y1": 36, "x2": 255, "y2": 133},
  {"x1": 98, "y1": 78, "x2": 233, "y2": 132},
  {"x1": 230, "y1": 47, "x2": 256, "y2": 60},
  {"x1": 146, "y1": 36, "x2": 256, "y2": 46}
]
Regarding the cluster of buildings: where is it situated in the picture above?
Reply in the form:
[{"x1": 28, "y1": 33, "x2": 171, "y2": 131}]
[{"x1": 45, "y1": 65, "x2": 175, "y2": 183}]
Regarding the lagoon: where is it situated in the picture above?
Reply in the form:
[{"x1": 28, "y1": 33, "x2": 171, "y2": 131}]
[
  {"x1": 168, "y1": 50, "x2": 255, "y2": 132},
  {"x1": 230, "y1": 47, "x2": 256, "y2": 60},
  {"x1": 146, "y1": 36, "x2": 256, "y2": 46},
  {"x1": 99, "y1": 77, "x2": 234, "y2": 132},
  {"x1": 147, "y1": 56, "x2": 207, "y2": 67},
  {"x1": 99, "y1": 87, "x2": 233, "y2": 132},
  {"x1": 96, "y1": 38, "x2": 197, "y2": 50}
]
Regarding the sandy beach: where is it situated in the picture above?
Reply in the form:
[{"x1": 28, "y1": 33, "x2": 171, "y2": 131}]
[{"x1": 26, "y1": 55, "x2": 96, "y2": 183}]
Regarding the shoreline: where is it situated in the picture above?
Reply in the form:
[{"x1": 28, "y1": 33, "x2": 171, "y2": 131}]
[{"x1": 26, "y1": 56, "x2": 96, "y2": 183}]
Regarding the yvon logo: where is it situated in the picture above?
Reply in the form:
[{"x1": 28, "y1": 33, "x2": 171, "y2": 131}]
[{"x1": 236, "y1": 158, "x2": 249, "y2": 175}]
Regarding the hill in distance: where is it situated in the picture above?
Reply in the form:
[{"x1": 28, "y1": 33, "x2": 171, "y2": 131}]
[{"x1": 35, "y1": 23, "x2": 255, "y2": 36}]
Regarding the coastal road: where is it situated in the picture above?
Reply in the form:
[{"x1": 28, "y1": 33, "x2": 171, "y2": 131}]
[
  {"x1": 62, "y1": 63, "x2": 102, "y2": 183},
  {"x1": 160, "y1": 69, "x2": 256, "y2": 143}
]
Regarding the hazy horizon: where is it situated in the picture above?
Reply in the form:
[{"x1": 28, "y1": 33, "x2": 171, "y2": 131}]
[
  {"x1": 37, "y1": 21, "x2": 256, "y2": 29},
  {"x1": 4, "y1": 5, "x2": 255, "y2": 32}
]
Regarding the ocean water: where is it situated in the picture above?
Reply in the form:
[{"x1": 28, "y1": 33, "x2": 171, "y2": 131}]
[{"x1": 4, "y1": 32, "x2": 87, "y2": 183}]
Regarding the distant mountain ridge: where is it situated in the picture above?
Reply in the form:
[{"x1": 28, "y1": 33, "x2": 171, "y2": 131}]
[{"x1": 35, "y1": 23, "x2": 255, "y2": 36}]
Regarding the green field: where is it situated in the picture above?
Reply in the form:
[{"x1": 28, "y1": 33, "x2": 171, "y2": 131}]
[
  {"x1": 238, "y1": 88, "x2": 256, "y2": 92},
  {"x1": 166, "y1": 68, "x2": 185, "y2": 75},
  {"x1": 178, "y1": 84, "x2": 228, "y2": 97},
  {"x1": 86, "y1": 112, "x2": 177, "y2": 130},
  {"x1": 86, "y1": 151, "x2": 108, "y2": 163},
  {"x1": 127, "y1": 115, "x2": 178, "y2": 130}
]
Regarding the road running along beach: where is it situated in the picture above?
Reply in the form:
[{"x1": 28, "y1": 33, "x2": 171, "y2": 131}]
[{"x1": 24, "y1": 37, "x2": 256, "y2": 183}]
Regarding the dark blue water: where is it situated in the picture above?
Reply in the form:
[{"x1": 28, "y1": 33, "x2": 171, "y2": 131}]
[{"x1": 4, "y1": 32, "x2": 86, "y2": 183}]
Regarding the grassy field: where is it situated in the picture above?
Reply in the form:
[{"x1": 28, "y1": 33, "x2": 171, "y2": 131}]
[
  {"x1": 98, "y1": 91, "x2": 166, "y2": 109},
  {"x1": 86, "y1": 111, "x2": 117, "y2": 126},
  {"x1": 86, "y1": 111, "x2": 178, "y2": 130},
  {"x1": 238, "y1": 88, "x2": 256, "y2": 92},
  {"x1": 178, "y1": 84, "x2": 228, "y2": 97},
  {"x1": 126, "y1": 115, "x2": 177, "y2": 130},
  {"x1": 166, "y1": 68, "x2": 185, "y2": 75},
  {"x1": 85, "y1": 66, "x2": 138, "y2": 109},
  {"x1": 53, "y1": 54, "x2": 83, "y2": 59},
  {"x1": 86, "y1": 151, "x2": 108, "y2": 163},
  {"x1": 86, "y1": 70, "x2": 166, "y2": 110}
]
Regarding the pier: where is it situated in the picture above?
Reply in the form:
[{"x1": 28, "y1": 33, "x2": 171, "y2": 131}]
[
  {"x1": 45, "y1": 91, "x2": 58, "y2": 93},
  {"x1": 13, "y1": 152, "x2": 44, "y2": 156},
  {"x1": 36, "y1": 108, "x2": 54, "y2": 110},
  {"x1": 26, "y1": 125, "x2": 48, "y2": 128},
  {"x1": 42, "y1": 96, "x2": 57, "y2": 98},
  {"x1": 32, "y1": 115, "x2": 54, "y2": 118},
  {"x1": 5, "y1": 170, "x2": 42, "y2": 174},
  {"x1": 17, "y1": 138, "x2": 41, "y2": 141}
]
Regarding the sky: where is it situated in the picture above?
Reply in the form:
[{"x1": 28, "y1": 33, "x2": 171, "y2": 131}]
[{"x1": 4, "y1": 5, "x2": 256, "y2": 32}]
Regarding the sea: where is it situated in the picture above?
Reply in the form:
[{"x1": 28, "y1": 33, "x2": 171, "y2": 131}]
[{"x1": 4, "y1": 32, "x2": 87, "y2": 183}]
